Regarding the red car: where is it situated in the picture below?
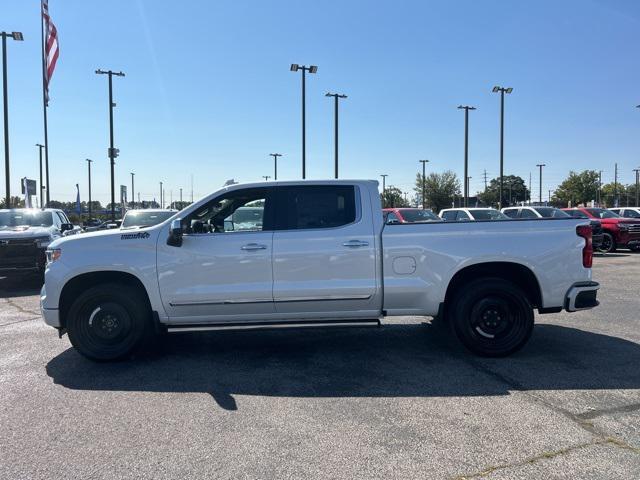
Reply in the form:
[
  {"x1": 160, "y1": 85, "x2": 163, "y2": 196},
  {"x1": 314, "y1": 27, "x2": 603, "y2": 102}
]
[
  {"x1": 562, "y1": 207, "x2": 640, "y2": 253},
  {"x1": 383, "y1": 208, "x2": 442, "y2": 223}
]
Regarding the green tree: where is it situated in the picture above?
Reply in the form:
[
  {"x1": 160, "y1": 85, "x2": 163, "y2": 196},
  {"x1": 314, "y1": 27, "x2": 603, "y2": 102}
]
[
  {"x1": 599, "y1": 182, "x2": 631, "y2": 207},
  {"x1": 0, "y1": 196, "x2": 26, "y2": 208},
  {"x1": 381, "y1": 186, "x2": 408, "y2": 208},
  {"x1": 477, "y1": 175, "x2": 529, "y2": 207},
  {"x1": 552, "y1": 170, "x2": 599, "y2": 207},
  {"x1": 414, "y1": 170, "x2": 461, "y2": 212}
]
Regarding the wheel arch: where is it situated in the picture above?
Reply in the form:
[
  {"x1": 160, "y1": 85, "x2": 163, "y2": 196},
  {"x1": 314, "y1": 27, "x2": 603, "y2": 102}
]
[
  {"x1": 444, "y1": 261, "x2": 542, "y2": 311},
  {"x1": 59, "y1": 271, "x2": 152, "y2": 328}
]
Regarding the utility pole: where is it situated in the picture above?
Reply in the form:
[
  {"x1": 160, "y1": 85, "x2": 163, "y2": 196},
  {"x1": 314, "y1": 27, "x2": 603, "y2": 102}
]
[
  {"x1": 457, "y1": 105, "x2": 476, "y2": 207},
  {"x1": 290, "y1": 64, "x2": 317, "y2": 179},
  {"x1": 419, "y1": 160, "x2": 429, "y2": 209},
  {"x1": 86, "y1": 159, "x2": 93, "y2": 220},
  {"x1": 483, "y1": 169, "x2": 488, "y2": 192},
  {"x1": 262, "y1": 176, "x2": 271, "y2": 181},
  {"x1": 159, "y1": 181, "x2": 163, "y2": 208},
  {"x1": 326, "y1": 93, "x2": 347, "y2": 179},
  {"x1": 180, "y1": 188, "x2": 183, "y2": 203},
  {"x1": 492, "y1": 86, "x2": 513, "y2": 209},
  {"x1": 1, "y1": 31, "x2": 23, "y2": 207},
  {"x1": 598, "y1": 170, "x2": 603, "y2": 206},
  {"x1": 36, "y1": 144, "x2": 45, "y2": 208},
  {"x1": 528, "y1": 172, "x2": 532, "y2": 205},
  {"x1": 536, "y1": 163, "x2": 546, "y2": 205},
  {"x1": 614, "y1": 163, "x2": 618, "y2": 207},
  {"x1": 634, "y1": 168, "x2": 640, "y2": 207},
  {"x1": 269, "y1": 153, "x2": 282, "y2": 180},
  {"x1": 95, "y1": 68, "x2": 125, "y2": 221},
  {"x1": 548, "y1": 189, "x2": 552, "y2": 205},
  {"x1": 130, "y1": 172, "x2": 135, "y2": 209},
  {"x1": 468, "y1": 176, "x2": 473, "y2": 204},
  {"x1": 380, "y1": 174, "x2": 388, "y2": 196}
]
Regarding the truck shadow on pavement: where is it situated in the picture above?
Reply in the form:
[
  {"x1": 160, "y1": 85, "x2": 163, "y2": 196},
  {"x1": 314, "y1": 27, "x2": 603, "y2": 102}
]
[{"x1": 46, "y1": 323, "x2": 640, "y2": 411}]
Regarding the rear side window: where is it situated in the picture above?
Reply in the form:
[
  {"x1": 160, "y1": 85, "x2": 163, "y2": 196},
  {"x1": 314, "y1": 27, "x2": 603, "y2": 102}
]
[
  {"x1": 519, "y1": 209, "x2": 538, "y2": 219},
  {"x1": 502, "y1": 209, "x2": 518, "y2": 218},
  {"x1": 441, "y1": 211, "x2": 457, "y2": 221},
  {"x1": 279, "y1": 186, "x2": 356, "y2": 230},
  {"x1": 623, "y1": 210, "x2": 640, "y2": 218},
  {"x1": 456, "y1": 211, "x2": 471, "y2": 221}
]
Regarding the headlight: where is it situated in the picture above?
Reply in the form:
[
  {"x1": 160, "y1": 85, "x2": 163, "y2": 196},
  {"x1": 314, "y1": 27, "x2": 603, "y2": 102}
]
[{"x1": 46, "y1": 248, "x2": 62, "y2": 264}]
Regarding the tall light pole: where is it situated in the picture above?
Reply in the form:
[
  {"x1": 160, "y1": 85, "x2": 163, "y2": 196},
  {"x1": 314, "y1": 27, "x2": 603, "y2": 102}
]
[
  {"x1": 262, "y1": 175, "x2": 271, "y2": 181},
  {"x1": 95, "y1": 68, "x2": 125, "y2": 221},
  {"x1": 492, "y1": 86, "x2": 513, "y2": 209},
  {"x1": 536, "y1": 163, "x2": 546, "y2": 205},
  {"x1": 1, "y1": 31, "x2": 23, "y2": 207},
  {"x1": 614, "y1": 163, "x2": 619, "y2": 207},
  {"x1": 269, "y1": 153, "x2": 282, "y2": 180},
  {"x1": 634, "y1": 168, "x2": 640, "y2": 207},
  {"x1": 36, "y1": 143, "x2": 45, "y2": 208},
  {"x1": 180, "y1": 188, "x2": 183, "y2": 203},
  {"x1": 130, "y1": 172, "x2": 135, "y2": 209},
  {"x1": 325, "y1": 92, "x2": 347, "y2": 179},
  {"x1": 380, "y1": 174, "x2": 388, "y2": 196},
  {"x1": 290, "y1": 64, "x2": 317, "y2": 179},
  {"x1": 86, "y1": 159, "x2": 93, "y2": 219},
  {"x1": 598, "y1": 170, "x2": 603, "y2": 206},
  {"x1": 419, "y1": 160, "x2": 429, "y2": 209},
  {"x1": 159, "y1": 181, "x2": 163, "y2": 208},
  {"x1": 457, "y1": 105, "x2": 476, "y2": 207}
]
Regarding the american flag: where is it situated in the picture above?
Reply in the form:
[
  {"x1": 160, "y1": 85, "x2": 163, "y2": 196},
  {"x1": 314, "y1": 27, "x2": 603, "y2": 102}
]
[{"x1": 42, "y1": 0, "x2": 59, "y2": 104}]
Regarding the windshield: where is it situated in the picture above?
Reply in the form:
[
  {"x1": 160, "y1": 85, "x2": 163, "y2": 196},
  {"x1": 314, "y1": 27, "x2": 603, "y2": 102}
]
[
  {"x1": 398, "y1": 209, "x2": 439, "y2": 222},
  {"x1": 0, "y1": 210, "x2": 53, "y2": 228},
  {"x1": 121, "y1": 211, "x2": 174, "y2": 228},
  {"x1": 586, "y1": 208, "x2": 619, "y2": 219},
  {"x1": 533, "y1": 207, "x2": 570, "y2": 218},
  {"x1": 470, "y1": 209, "x2": 508, "y2": 220}
]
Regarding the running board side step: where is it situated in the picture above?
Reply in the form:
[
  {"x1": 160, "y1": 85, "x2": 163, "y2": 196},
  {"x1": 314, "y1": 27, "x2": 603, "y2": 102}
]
[{"x1": 166, "y1": 318, "x2": 381, "y2": 333}]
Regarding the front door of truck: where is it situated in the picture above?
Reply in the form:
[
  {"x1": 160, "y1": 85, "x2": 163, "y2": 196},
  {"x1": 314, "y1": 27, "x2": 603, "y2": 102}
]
[
  {"x1": 157, "y1": 187, "x2": 275, "y2": 322},
  {"x1": 271, "y1": 185, "x2": 379, "y2": 318}
]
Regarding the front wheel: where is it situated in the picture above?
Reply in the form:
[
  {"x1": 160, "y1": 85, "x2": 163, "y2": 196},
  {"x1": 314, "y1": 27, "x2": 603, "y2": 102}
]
[
  {"x1": 598, "y1": 232, "x2": 616, "y2": 253},
  {"x1": 67, "y1": 283, "x2": 151, "y2": 361},
  {"x1": 449, "y1": 278, "x2": 534, "y2": 357}
]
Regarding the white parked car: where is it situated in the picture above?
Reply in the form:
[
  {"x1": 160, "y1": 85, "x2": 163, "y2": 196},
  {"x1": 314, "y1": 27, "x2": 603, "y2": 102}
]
[
  {"x1": 608, "y1": 208, "x2": 640, "y2": 219},
  {"x1": 121, "y1": 209, "x2": 178, "y2": 230},
  {"x1": 41, "y1": 180, "x2": 598, "y2": 361},
  {"x1": 439, "y1": 207, "x2": 509, "y2": 221},
  {"x1": 501, "y1": 206, "x2": 570, "y2": 219}
]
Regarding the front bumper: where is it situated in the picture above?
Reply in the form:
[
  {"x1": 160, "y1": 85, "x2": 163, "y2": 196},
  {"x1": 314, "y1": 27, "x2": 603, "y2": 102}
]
[
  {"x1": 565, "y1": 281, "x2": 599, "y2": 312},
  {"x1": 40, "y1": 284, "x2": 61, "y2": 328}
]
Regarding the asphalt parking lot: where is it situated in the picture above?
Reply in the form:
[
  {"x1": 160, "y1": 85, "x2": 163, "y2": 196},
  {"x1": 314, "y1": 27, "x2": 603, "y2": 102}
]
[{"x1": 1, "y1": 255, "x2": 639, "y2": 480}]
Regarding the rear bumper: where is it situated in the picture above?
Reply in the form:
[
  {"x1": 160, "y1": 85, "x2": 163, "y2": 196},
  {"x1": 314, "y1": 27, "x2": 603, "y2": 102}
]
[{"x1": 564, "y1": 281, "x2": 599, "y2": 312}]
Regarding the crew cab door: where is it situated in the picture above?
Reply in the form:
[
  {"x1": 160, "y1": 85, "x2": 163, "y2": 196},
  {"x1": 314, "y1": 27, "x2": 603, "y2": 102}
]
[
  {"x1": 271, "y1": 185, "x2": 380, "y2": 318},
  {"x1": 157, "y1": 187, "x2": 276, "y2": 322}
]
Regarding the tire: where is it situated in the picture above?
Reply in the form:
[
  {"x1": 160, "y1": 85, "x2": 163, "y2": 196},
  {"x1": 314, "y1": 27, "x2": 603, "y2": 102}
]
[
  {"x1": 449, "y1": 278, "x2": 534, "y2": 357},
  {"x1": 66, "y1": 283, "x2": 151, "y2": 361},
  {"x1": 598, "y1": 232, "x2": 616, "y2": 253}
]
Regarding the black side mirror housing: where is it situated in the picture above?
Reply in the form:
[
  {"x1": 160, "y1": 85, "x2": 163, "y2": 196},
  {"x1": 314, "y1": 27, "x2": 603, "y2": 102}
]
[
  {"x1": 60, "y1": 223, "x2": 74, "y2": 232},
  {"x1": 167, "y1": 219, "x2": 183, "y2": 247}
]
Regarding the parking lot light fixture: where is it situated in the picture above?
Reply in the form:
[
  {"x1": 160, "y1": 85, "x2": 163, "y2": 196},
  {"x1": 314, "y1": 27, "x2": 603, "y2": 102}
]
[
  {"x1": 86, "y1": 159, "x2": 93, "y2": 219},
  {"x1": 325, "y1": 93, "x2": 347, "y2": 179},
  {"x1": 457, "y1": 106, "x2": 476, "y2": 207},
  {"x1": 536, "y1": 163, "x2": 546, "y2": 205},
  {"x1": 290, "y1": 64, "x2": 318, "y2": 179},
  {"x1": 380, "y1": 174, "x2": 388, "y2": 195},
  {"x1": 419, "y1": 160, "x2": 429, "y2": 209},
  {"x1": 269, "y1": 153, "x2": 282, "y2": 180},
  {"x1": 492, "y1": 86, "x2": 513, "y2": 209}
]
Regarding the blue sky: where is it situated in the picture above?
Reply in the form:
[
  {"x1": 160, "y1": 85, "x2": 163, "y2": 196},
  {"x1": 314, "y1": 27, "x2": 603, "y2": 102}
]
[{"x1": 1, "y1": 0, "x2": 639, "y2": 204}]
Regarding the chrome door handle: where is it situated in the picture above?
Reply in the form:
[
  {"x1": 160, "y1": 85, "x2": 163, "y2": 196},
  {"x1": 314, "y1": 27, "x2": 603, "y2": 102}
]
[
  {"x1": 241, "y1": 243, "x2": 267, "y2": 251},
  {"x1": 343, "y1": 240, "x2": 369, "y2": 247}
]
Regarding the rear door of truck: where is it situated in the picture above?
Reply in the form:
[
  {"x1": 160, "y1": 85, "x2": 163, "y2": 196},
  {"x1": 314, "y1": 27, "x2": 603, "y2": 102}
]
[{"x1": 271, "y1": 184, "x2": 380, "y2": 318}]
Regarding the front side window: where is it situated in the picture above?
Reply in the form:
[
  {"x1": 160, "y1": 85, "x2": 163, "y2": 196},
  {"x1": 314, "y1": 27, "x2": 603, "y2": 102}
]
[
  {"x1": 456, "y1": 211, "x2": 471, "y2": 221},
  {"x1": 519, "y1": 209, "x2": 538, "y2": 219},
  {"x1": 502, "y1": 209, "x2": 518, "y2": 218},
  {"x1": 623, "y1": 209, "x2": 640, "y2": 218},
  {"x1": 470, "y1": 209, "x2": 507, "y2": 220},
  {"x1": 441, "y1": 211, "x2": 456, "y2": 221},
  {"x1": 386, "y1": 212, "x2": 401, "y2": 224},
  {"x1": 279, "y1": 185, "x2": 356, "y2": 230},
  {"x1": 184, "y1": 188, "x2": 271, "y2": 234}
]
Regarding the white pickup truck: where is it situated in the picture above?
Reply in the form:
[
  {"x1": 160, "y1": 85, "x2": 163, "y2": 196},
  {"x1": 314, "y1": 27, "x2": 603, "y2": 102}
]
[{"x1": 41, "y1": 180, "x2": 599, "y2": 361}]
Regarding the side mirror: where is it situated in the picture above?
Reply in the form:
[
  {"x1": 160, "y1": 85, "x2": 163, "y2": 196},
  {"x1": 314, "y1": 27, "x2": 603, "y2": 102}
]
[
  {"x1": 60, "y1": 223, "x2": 74, "y2": 232},
  {"x1": 386, "y1": 218, "x2": 400, "y2": 225},
  {"x1": 167, "y1": 219, "x2": 183, "y2": 247}
]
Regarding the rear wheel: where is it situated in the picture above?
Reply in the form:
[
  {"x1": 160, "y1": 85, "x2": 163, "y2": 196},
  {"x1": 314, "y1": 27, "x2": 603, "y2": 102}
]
[
  {"x1": 449, "y1": 278, "x2": 534, "y2": 357},
  {"x1": 599, "y1": 232, "x2": 616, "y2": 253},
  {"x1": 67, "y1": 283, "x2": 151, "y2": 361}
]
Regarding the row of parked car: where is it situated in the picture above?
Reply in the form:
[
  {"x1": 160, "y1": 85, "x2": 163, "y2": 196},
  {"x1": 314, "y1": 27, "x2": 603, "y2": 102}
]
[{"x1": 383, "y1": 206, "x2": 640, "y2": 253}]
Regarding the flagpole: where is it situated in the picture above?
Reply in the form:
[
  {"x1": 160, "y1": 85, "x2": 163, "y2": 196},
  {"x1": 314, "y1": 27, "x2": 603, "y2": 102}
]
[{"x1": 40, "y1": 1, "x2": 50, "y2": 206}]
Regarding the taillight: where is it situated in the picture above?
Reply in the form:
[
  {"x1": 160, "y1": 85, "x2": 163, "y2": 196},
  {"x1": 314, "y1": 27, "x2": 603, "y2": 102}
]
[{"x1": 576, "y1": 225, "x2": 593, "y2": 268}]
